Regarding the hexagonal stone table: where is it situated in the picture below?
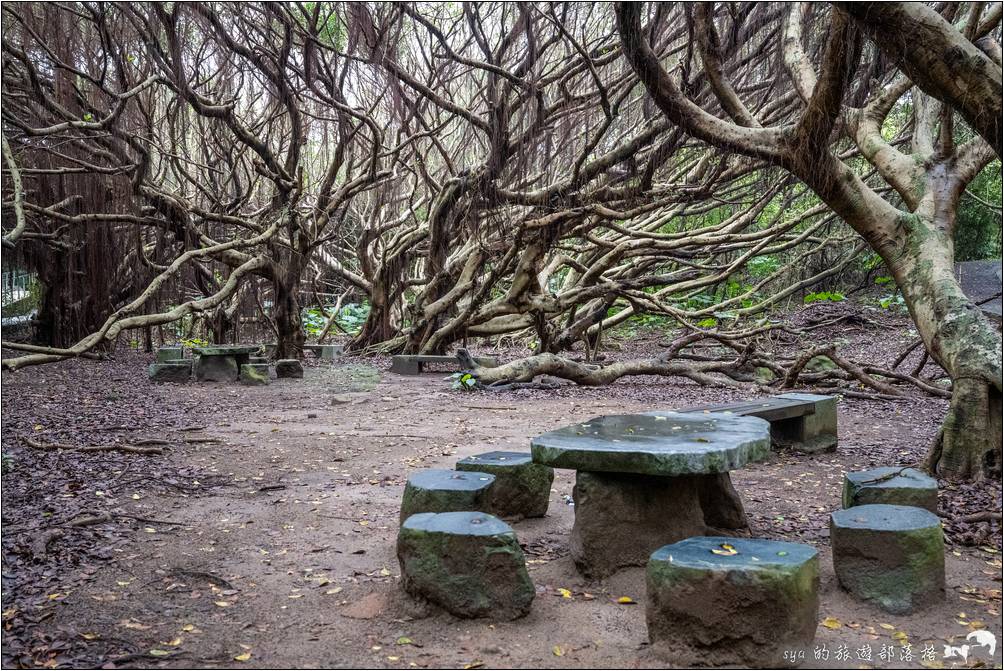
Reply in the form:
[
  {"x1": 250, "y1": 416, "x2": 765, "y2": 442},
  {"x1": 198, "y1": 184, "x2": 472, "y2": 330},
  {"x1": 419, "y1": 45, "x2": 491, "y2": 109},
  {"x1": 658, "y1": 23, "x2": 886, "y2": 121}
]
[
  {"x1": 647, "y1": 536, "x2": 819, "y2": 668},
  {"x1": 399, "y1": 469, "x2": 495, "y2": 523},
  {"x1": 830, "y1": 504, "x2": 945, "y2": 614},
  {"x1": 456, "y1": 451, "x2": 554, "y2": 519},
  {"x1": 842, "y1": 467, "x2": 938, "y2": 513},
  {"x1": 531, "y1": 412, "x2": 770, "y2": 577},
  {"x1": 397, "y1": 511, "x2": 535, "y2": 619}
]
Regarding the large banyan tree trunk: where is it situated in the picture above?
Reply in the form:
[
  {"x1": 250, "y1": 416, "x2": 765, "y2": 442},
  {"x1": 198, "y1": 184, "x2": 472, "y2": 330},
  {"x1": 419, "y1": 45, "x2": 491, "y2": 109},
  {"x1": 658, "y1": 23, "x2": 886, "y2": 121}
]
[{"x1": 890, "y1": 216, "x2": 1003, "y2": 480}]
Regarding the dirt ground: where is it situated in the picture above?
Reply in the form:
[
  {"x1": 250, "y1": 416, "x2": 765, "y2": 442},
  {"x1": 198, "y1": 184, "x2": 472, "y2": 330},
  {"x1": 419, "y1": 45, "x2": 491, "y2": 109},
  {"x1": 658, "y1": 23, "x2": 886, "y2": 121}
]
[{"x1": 2, "y1": 315, "x2": 1002, "y2": 669}]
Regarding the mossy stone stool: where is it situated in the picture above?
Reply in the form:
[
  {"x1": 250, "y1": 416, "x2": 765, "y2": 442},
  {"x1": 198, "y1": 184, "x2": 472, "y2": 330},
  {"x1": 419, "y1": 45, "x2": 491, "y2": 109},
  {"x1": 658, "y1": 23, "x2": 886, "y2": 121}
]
[
  {"x1": 456, "y1": 451, "x2": 554, "y2": 519},
  {"x1": 399, "y1": 469, "x2": 495, "y2": 523},
  {"x1": 647, "y1": 536, "x2": 819, "y2": 668},
  {"x1": 239, "y1": 363, "x2": 270, "y2": 386},
  {"x1": 830, "y1": 504, "x2": 944, "y2": 614},
  {"x1": 275, "y1": 359, "x2": 304, "y2": 378},
  {"x1": 842, "y1": 467, "x2": 938, "y2": 513},
  {"x1": 397, "y1": 511, "x2": 535, "y2": 619}
]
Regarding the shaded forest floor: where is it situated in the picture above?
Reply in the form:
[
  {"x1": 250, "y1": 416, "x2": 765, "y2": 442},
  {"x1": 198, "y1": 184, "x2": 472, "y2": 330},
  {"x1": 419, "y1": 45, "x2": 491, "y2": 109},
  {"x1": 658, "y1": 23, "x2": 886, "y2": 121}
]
[{"x1": 2, "y1": 304, "x2": 1001, "y2": 669}]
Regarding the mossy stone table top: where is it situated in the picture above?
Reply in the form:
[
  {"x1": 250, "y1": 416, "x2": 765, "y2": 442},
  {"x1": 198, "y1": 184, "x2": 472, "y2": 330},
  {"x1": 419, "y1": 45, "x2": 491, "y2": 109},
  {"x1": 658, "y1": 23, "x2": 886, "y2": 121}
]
[
  {"x1": 192, "y1": 345, "x2": 262, "y2": 356},
  {"x1": 530, "y1": 412, "x2": 770, "y2": 476}
]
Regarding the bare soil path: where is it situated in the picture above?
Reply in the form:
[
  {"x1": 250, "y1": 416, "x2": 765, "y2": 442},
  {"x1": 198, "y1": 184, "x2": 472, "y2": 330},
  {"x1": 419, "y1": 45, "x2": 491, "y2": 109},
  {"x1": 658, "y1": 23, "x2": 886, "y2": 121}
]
[{"x1": 2, "y1": 323, "x2": 1001, "y2": 669}]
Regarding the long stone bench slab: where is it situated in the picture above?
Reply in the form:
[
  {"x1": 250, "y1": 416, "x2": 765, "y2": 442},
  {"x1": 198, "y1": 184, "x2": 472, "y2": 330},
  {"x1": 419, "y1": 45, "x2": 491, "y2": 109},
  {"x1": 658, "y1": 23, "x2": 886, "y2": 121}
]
[
  {"x1": 391, "y1": 354, "x2": 498, "y2": 375},
  {"x1": 672, "y1": 393, "x2": 837, "y2": 454}
]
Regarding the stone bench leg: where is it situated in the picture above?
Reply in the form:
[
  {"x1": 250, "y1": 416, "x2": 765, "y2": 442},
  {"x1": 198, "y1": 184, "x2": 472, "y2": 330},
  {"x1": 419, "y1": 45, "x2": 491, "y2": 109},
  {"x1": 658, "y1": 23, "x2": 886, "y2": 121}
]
[
  {"x1": 569, "y1": 471, "x2": 748, "y2": 578},
  {"x1": 772, "y1": 393, "x2": 838, "y2": 453},
  {"x1": 195, "y1": 354, "x2": 239, "y2": 382},
  {"x1": 390, "y1": 357, "x2": 422, "y2": 375}
]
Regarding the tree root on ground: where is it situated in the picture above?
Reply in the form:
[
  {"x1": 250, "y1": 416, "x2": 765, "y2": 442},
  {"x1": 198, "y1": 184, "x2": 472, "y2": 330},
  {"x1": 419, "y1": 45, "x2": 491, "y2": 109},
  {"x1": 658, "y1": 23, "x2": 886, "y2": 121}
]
[{"x1": 23, "y1": 437, "x2": 164, "y2": 455}]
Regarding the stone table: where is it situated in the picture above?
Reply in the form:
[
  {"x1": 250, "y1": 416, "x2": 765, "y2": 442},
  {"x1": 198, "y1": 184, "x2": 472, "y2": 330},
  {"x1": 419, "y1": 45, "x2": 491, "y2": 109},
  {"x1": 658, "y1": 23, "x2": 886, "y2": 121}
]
[
  {"x1": 531, "y1": 412, "x2": 770, "y2": 577},
  {"x1": 191, "y1": 345, "x2": 263, "y2": 383}
]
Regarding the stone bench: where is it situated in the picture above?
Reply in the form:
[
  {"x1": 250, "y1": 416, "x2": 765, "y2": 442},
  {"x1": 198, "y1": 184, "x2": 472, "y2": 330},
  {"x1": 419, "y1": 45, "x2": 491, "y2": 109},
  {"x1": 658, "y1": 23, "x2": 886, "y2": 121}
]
[
  {"x1": 397, "y1": 511, "x2": 535, "y2": 619},
  {"x1": 390, "y1": 354, "x2": 499, "y2": 375},
  {"x1": 830, "y1": 504, "x2": 944, "y2": 614},
  {"x1": 240, "y1": 363, "x2": 270, "y2": 386},
  {"x1": 456, "y1": 451, "x2": 553, "y2": 519},
  {"x1": 842, "y1": 467, "x2": 938, "y2": 513},
  {"x1": 673, "y1": 392, "x2": 837, "y2": 453},
  {"x1": 399, "y1": 469, "x2": 495, "y2": 523},
  {"x1": 306, "y1": 344, "x2": 343, "y2": 359},
  {"x1": 148, "y1": 362, "x2": 191, "y2": 383},
  {"x1": 647, "y1": 536, "x2": 819, "y2": 668}
]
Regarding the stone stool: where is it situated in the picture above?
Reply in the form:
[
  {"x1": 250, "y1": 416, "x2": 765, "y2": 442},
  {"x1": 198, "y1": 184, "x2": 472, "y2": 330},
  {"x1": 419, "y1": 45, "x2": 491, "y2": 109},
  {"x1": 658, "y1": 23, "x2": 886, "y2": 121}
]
[
  {"x1": 239, "y1": 363, "x2": 270, "y2": 386},
  {"x1": 830, "y1": 504, "x2": 944, "y2": 614},
  {"x1": 148, "y1": 362, "x2": 191, "y2": 383},
  {"x1": 399, "y1": 469, "x2": 495, "y2": 523},
  {"x1": 842, "y1": 467, "x2": 938, "y2": 513},
  {"x1": 156, "y1": 346, "x2": 184, "y2": 363},
  {"x1": 397, "y1": 511, "x2": 535, "y2": 619},
  {"x1": 456, "y1": 451, "x2": 554, "y2": 519},
  {"x1": 647, "y1": 536, "x2": 819, "y2": 668},
  {"x1": 275, "y1": 359, "x2": 303, "y2": 378}
]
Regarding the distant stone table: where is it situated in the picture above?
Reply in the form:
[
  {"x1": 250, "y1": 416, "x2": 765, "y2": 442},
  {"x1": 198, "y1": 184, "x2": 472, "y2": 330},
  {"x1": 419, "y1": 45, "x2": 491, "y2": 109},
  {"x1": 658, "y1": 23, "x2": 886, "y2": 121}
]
[
  {"x1": 531, "y1": 412, "x2": 770, "y2": 577},
  {"x1": 191, "y1": 345, "x2": 262, "y2": 383}
]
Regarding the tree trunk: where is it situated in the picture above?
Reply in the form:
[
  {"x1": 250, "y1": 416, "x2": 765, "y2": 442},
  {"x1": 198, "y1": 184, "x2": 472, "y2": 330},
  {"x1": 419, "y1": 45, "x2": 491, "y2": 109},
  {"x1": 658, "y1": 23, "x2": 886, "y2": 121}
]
[{"x1": 889, "y1": 216, "x2": 1003, "y2": 480}]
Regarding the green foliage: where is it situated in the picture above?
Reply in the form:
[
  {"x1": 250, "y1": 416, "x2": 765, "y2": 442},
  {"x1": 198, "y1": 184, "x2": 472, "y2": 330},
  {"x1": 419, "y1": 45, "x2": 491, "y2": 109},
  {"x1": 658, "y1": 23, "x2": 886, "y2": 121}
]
[
  {"x1": 747, "y1": 255, "x2": 780, "y2": 277},
  {"x1": 878, "y1": 293, "x2": 906, "y2": 311},
  {"x1": 181, "y1": 337, "x2": 208, "y2": 348},
  {"x1": 874, "y1": 276, "x2": 893, "y2": 285},
  {"x1": 696, "y1": 317, "x2": 718, "y2": 328},
  {"x1": 448, "y1": 372, "x2": 479, "y2": 391},
  {"x1": 301, "y1": 302, "x2": 370, "y2": 336},
  {"x1": 803, "y1": 291, "x2": 845, "y2": 304},
  {"x1": 955, "y1": 161, "x2": 1003, "y2": 261}
]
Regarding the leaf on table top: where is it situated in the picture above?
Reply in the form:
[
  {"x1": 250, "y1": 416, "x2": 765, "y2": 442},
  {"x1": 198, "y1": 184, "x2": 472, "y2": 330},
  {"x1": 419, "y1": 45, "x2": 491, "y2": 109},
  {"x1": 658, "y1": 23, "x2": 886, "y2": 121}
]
[
  {"x1": 821, "y1": 617, "x2": 842, "y2": 629},
  {"x1": 557, "y1": 588, "x2": 572, "y2": 599},
  {"x1": 234, "y1": 651, "x2": 252, "y2": 662},
  {"x1": 616, "y1": 596, "x2": 636, "y2": 604}
]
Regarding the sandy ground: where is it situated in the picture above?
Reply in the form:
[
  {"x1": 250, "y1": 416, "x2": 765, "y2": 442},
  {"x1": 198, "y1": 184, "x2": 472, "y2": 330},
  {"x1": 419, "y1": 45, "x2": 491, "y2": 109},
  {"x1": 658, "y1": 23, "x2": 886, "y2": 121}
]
[{"x1": 4, "y1": 353, "x2": 999, "y2": 670}]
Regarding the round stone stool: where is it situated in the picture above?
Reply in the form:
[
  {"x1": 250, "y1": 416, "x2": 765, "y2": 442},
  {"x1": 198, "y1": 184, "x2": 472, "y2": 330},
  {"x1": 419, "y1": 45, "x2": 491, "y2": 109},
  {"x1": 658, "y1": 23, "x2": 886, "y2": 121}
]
[
  {"x1": 397, "y1": 511, "x2": 535, "y2": 619},
  {"x1": 456, "y1": 451, "x2": 554, "y2": 519},
  {"x1": 830, "y1": 504, "x2": 944, "y2": 614},
  {"x1": 646, "y1": 536, "x2": 819, "y2": 668},
  {"x1": 399, "y1": 469, "x2": 495, "y2": 523},
  {"x1": 842, "y1": 467, "x2": 938, "y2": 513}
]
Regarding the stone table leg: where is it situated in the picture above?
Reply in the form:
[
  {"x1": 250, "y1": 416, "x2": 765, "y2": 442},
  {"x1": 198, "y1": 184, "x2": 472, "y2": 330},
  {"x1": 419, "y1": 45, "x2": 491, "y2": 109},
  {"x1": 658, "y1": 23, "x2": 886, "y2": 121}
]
[
  {"x1": 569, "y1": 470, "x2": 748, "y2": 578},
  {"x1": 195, "y1": 354, "x2": 239, "y2": 382}
]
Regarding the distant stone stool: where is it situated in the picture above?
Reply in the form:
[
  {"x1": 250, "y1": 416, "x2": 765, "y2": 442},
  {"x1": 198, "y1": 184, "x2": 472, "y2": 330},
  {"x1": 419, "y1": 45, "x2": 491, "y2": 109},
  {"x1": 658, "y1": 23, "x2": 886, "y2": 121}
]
[
  {"x1": 830, "y1": 504, "x2": 944, "y2": 614},
  {"x1": 239, "y1": 363, "x2": 270, "y2": 386},
  {"x1": 399, "y1": 469, "x2": 495, "y2": 523},
  {"x1": 156, "y1": 346, "x2": 184, "y2": 363},
  {"x1": 456, "y1": 451, "x2": 553, "y2": 519},
  {"x1": 842, "y1": 467, "x2": 938, "y2": 513},
  {"x1": 148, "y1": 362, "x2": 191, "y2": 383},
  {"x1": 275, "y1": 359, "x2": 304, "y2": 378},
  {"x1": 397, "y1": 511, "x2": 535, "y2": 619},
  {"x1": 647, "y1": 536, "x2": 819, "y2": 668}
]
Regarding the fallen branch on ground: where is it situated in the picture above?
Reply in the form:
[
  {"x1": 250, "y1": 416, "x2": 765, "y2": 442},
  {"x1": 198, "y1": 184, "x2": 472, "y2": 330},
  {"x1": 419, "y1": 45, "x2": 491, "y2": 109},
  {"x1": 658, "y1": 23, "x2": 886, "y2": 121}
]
[{"x1": 23, "y1": 437, "x2": 164, "y2": 455}]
